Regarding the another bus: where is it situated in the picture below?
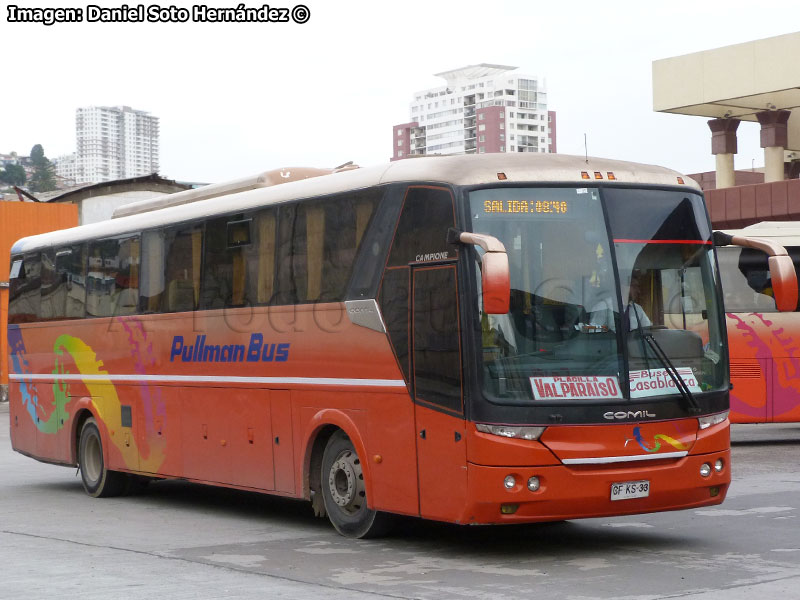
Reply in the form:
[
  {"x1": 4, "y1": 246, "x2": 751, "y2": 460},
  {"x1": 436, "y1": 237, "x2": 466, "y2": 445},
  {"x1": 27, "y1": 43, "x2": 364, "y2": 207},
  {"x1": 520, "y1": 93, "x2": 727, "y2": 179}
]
[
  {"x1": 9, "y1": 154, "x2": 795, "y2": 538},
  {"x1": 717, "y1": 222, "x2": 800, "y2": 423}
]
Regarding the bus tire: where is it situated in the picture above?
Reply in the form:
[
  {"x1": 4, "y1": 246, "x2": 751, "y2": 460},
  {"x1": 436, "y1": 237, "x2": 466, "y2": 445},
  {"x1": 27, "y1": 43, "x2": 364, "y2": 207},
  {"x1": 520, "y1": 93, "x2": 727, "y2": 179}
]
[
  {"x1": 78, "y1": 417, "x2": 129, "y2": 498},
  {"x1": 321, "y1": 430, "x2": 392, "y2": 538}
]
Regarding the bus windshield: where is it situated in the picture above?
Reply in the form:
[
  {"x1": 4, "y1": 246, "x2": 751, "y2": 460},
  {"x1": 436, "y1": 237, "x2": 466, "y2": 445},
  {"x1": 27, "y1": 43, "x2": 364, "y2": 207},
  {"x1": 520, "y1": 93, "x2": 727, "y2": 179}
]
[{"x1": 469, "y1": 186, "x2": 727, "y2": 404}]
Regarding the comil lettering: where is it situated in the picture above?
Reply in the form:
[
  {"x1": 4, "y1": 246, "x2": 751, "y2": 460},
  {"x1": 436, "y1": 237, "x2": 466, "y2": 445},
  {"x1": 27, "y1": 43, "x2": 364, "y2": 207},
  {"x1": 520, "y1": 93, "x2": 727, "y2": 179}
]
[{"x1": 603, "y1": 410, "x2": 657, "y2": 420}]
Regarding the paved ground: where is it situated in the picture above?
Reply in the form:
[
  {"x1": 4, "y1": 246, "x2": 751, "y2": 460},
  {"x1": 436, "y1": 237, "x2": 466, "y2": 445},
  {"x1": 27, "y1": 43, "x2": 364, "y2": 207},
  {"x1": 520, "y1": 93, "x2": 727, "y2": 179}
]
[{"x1": 2, "y1": 401, "x2": 799, "y2": 600}]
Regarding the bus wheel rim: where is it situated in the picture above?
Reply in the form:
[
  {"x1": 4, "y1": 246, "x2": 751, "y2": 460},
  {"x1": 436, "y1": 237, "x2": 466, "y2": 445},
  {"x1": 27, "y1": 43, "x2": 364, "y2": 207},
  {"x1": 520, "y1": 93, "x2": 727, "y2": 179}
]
[
  {"x1": 84, "y1": 433, "x2": 102, "y2": 484},
  {"x1": 328, "y1": 449, "x2": 364, "y2": 514}
]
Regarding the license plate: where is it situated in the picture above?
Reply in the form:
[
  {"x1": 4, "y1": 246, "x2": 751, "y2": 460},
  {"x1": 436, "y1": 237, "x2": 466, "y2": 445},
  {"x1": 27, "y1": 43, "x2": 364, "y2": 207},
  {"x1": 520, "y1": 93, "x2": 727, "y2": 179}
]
[{"x1": 610, "y1": 480, "x2": 650, "y2": 501}]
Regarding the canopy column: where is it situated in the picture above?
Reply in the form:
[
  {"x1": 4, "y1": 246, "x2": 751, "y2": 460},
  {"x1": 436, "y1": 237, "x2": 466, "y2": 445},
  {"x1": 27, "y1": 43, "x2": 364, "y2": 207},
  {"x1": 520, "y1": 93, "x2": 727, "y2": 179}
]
[
  {"x1": 708, "y1": 118, "x2": 740, "y2": 189},
  {"x1": 756, "y1": 109, "x2": 791, "y2": 183}
]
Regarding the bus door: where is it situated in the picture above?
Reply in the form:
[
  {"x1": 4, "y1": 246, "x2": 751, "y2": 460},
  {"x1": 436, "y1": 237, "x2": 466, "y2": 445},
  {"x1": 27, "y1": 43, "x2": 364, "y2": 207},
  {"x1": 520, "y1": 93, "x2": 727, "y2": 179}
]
[
  {"x1": 380, "y1": 185, "x2": 467, "y2": 520},
  {"x1": 411, "y1": 263, "x2": 468, "y2": 521}
]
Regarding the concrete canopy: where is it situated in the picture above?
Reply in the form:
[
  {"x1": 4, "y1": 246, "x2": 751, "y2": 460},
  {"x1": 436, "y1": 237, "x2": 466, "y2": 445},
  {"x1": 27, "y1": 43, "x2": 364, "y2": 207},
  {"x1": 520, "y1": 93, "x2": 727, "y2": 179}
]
[{"x1": 653, "y1": 32, "x2": 800, "y2": 151}]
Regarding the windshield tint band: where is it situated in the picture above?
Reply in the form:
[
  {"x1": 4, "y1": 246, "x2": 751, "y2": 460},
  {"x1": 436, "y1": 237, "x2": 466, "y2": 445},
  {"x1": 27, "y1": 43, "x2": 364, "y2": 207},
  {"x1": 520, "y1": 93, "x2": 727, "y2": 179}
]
[{"x1": 614, "y1": 239, "x2": 712, "y2": 245}]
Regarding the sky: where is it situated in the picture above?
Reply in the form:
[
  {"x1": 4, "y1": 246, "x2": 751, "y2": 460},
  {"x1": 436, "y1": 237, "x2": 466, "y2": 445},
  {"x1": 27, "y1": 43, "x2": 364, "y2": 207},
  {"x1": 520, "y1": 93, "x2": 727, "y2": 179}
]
[{"x1": 3, "y1": 0, "x2": 799, "y2": 184}]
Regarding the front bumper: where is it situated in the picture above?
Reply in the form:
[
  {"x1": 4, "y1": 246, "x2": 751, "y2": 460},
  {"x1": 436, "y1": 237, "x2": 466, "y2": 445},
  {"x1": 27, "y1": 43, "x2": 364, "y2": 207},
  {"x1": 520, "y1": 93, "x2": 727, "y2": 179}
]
[{"x1": 461, "y1": 449, "x2": 730, "y2": 524}]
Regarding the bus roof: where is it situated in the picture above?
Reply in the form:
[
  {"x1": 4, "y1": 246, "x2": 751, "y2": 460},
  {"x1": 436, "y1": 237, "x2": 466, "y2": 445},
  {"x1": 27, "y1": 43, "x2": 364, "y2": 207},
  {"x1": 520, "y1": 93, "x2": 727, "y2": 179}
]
[
  {"x1": 721, "y1": 221, "x2": 800, "y2": 247},
  {"x1": 10, "y1": 153, "x2": 700, "y2": 255}
]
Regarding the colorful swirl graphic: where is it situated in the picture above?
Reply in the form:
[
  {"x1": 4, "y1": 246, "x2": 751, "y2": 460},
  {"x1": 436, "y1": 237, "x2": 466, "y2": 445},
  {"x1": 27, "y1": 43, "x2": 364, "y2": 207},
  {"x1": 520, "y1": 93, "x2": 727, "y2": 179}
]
[
  {"x1": 9, "y1": 326, "x2": 63, "y2": 433},
  {"x1": 627, "y1": 426, "x2": 689, "y2": 453},
  {"x1": 10, "y1": 320, "x2": 166, "y2": 473}
]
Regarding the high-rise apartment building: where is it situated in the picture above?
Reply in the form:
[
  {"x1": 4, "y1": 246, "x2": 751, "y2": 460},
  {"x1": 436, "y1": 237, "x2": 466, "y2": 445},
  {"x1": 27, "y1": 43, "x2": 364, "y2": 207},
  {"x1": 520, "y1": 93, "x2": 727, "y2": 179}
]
[
  {"x1": 392, "y1": 64, "x2": 556, "y2": 161},
  {"x1": 56, "y1": 106, "x2": 160, "y2": 184}
]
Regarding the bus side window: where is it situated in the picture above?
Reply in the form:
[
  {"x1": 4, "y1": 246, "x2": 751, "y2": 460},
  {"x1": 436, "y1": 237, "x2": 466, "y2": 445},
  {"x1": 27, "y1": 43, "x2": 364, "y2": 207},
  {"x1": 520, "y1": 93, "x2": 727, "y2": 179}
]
[
  {"x1": 289, "y1": 193, "x2": 379, "y2": 305},
  {"x1": 8, "y1": 253, "x2": 42, "y2": 324},
  {"x1": 314, "y1": 194, "x2": 377, "y2": 302},
  {"x1": 86, "y1": 236, "x2": 140, "y2": 318},
  {"x1": 250, "y1": 209, "x2": 277, "y2": 305},
  {"x1": 163, "y1": 226, "x2": 202, "y2": 313},
  {"x1": 275, "y1": 204, "x2": 307, "y2": 305},
  {"x1": 40, "y1": 249, "x2": 62, "y2": 321},
  {"x1": 115, "y1": 237, "x2": 140, "y2": 316},
  {"x1": 62, "y1": 244, "x2": 88, "y2": 319},
  {"x1": 201, "y1": 215, "x2": 263, "y2": 310},
  {"x1": 202, "y1": 217, "x2": 238, "y2": 309},
  {"x1": 36, "y1": 245, "x2": 87, "y2": 321},
  {"x1": 140, "y1": 230, "x2": 166, "y2": 313},
  {"x1": 387, "y1": 187, "x2": 457, "y2": 267}
]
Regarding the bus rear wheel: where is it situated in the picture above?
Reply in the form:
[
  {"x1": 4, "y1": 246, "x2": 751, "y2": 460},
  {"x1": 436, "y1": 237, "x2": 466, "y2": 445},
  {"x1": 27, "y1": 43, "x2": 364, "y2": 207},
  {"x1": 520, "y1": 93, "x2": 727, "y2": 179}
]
[
  {"x1": 321, "y1": 430, "x2": 392, "y2": 538},
  {"x1": 78, "y1": 417, "x2": 129, "y2": 498}
]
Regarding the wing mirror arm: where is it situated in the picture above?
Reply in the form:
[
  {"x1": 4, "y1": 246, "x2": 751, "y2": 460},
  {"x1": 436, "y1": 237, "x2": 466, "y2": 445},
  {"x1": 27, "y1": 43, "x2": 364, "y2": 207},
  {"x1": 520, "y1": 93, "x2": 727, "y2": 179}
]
[{"x1": 448, "y1": 228, "x2": 510, "y2": 314}]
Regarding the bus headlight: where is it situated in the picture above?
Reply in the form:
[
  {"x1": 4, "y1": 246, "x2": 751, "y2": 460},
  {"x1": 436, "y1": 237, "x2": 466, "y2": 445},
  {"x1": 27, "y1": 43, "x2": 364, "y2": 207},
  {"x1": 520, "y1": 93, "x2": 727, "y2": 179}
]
[
  {"x1": 527, "y1": 476, "x2": 541, "y2": 492},
  {"x1": 476, "y1": 424, "x2": 546, "y2": 440},
  {"x1": 700, "y1": 463, "x2": 712, "y2": 477},
  {"x1": 504, "y1": 475, "x2": 516, "y2": 490},
  {"x1": 714, "y1": 459, "x2": 724, "y2": 473},
  {"x1": 698, "y1": 411, "x2": 729, "y2": 430}
]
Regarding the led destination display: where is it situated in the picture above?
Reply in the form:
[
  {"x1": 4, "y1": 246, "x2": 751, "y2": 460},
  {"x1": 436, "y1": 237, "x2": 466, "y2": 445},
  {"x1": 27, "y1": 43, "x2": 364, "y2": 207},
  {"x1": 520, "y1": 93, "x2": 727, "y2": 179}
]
[{"x1": 483, "y1": 199, "x2": 569, "y2": 215}]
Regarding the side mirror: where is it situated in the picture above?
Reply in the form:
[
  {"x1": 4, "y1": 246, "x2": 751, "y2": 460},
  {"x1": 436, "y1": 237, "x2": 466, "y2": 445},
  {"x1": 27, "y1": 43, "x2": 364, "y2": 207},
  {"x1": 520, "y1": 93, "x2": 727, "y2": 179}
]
[
  {"x1": 714, "y1": 231, "x2": 799, "y2": 312},
  {"x1": 768, "y1": 255, "x2": 798, "y2": 311},
  {"x1": 448, "y1": 229, "x2": 510, "y2": 314}
]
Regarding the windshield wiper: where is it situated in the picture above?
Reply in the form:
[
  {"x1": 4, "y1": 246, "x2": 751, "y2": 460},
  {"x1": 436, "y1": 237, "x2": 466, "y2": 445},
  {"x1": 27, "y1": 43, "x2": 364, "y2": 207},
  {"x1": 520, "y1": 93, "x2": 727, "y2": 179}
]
[{"x1": 642, "y1": 333, "x2": 702, "y2": 414}]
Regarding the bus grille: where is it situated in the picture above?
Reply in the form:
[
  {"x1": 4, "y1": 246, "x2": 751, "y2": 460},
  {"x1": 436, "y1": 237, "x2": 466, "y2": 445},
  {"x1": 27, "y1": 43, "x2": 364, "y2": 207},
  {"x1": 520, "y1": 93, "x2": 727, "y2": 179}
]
[{"x1": 729, "y1": 362, "x2": 762, "y2": 379}]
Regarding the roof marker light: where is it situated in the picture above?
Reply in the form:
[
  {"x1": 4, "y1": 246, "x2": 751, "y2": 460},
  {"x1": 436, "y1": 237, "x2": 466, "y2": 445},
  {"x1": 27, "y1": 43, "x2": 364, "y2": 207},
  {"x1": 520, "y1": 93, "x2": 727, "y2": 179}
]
[
  {"x1": 594, "y1": 171, "x2": 603, "y2": 180},
  {"x1": 581, "y1": 171, "x2": 591, "y2": 180},
  {"x1": 497, "y1": 172, "x2": 507, "y2": 180},
  {"x1": 677, "y1": 177, "x2": 685, "y2": 184},
  {"x1": 607, "y1": 172, "x2": 616, "y2": 180}
]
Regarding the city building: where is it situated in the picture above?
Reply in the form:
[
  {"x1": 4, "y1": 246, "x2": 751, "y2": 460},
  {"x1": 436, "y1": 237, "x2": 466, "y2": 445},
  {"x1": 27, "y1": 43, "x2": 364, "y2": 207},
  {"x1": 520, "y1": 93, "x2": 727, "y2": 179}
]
[
  {"x1": 17, "y1": 173, "x2": 190, "y2": 224},
  {"x1": 55, "y1": 106, "x2": 160, "y2": 184},
  {"x1": 53, "y1": 152, "x2": 79, "y2": 187},
  {"x1": 392, "y1": 64, "x2": 556, "y2": 161}
]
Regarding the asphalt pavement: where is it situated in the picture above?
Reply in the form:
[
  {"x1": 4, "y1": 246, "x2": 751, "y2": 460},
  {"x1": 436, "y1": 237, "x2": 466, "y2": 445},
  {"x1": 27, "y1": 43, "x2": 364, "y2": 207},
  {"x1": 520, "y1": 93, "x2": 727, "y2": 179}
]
[{"x1": 2, "y1": 401, "x2": 799, "y2": 600}]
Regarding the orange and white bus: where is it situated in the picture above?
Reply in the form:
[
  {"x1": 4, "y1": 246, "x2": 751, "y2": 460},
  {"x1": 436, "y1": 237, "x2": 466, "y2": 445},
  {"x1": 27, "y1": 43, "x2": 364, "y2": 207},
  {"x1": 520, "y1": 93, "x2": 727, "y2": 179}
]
[
  {"x1": 9, "y1": 155, "x2": 794, "y2": 537},
  {"x1": 716, "y1": 222, "x2": 800, "y2": 423}
]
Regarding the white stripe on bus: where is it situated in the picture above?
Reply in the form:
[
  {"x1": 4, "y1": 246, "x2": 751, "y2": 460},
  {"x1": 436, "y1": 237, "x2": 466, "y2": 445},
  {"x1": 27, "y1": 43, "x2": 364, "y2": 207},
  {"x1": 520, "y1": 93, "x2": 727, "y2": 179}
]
[{"x1": 9, "y1": 373, "x2": 407, "y2": 388}]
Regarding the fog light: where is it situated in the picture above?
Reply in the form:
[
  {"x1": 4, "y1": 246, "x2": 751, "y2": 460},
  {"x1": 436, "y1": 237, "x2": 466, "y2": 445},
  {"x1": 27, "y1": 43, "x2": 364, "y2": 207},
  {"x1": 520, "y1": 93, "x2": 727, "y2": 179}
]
[
  {"x1": 700, "y1": 463, "x2": 712, "y2": 477},
  {"x1": 500, "y1": 503, "x2": 519, "y2": 514},
  {"x1": 504, "y1": 475, "x2": 516, "y2": 490},
  {"x1": 709, "y1": 486, "x2": 720, "y2": 497},
  {"x1": 527, "y1": 476, "x2": 540, "y2": 492},
  {"x1": 714, "y1": 459, "x2": 724, "y2": 473}
]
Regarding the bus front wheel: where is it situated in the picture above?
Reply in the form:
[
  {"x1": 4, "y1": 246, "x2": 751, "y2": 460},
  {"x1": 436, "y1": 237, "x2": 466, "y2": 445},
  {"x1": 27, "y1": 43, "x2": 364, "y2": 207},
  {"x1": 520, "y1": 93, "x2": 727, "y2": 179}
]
[
  {"x1": 321, "y1": 430, "x2": 391, "y2": 538},
  {"x1": 78, "y1": 417, "x2": 129, "y2": 498}
]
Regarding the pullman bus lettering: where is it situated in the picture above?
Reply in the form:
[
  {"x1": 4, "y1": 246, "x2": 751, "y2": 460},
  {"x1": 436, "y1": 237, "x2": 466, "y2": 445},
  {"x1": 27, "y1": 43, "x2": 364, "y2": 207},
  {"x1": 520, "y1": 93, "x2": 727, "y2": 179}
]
[{"x1": 170, "y1": 334, "x2": 289, "y2": 363}]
